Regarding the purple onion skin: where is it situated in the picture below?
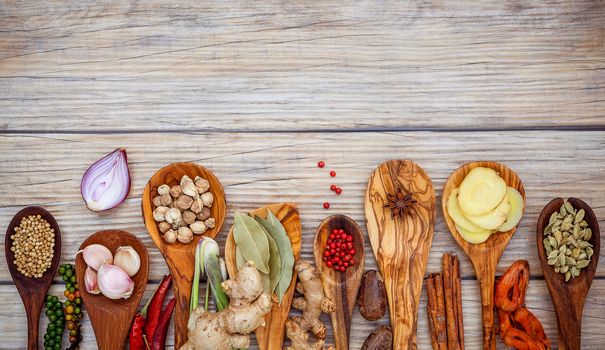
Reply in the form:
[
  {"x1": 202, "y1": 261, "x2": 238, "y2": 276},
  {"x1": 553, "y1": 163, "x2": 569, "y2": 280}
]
[{"x1": 80, "y1": 148, "x2": 131, "y2": 212}]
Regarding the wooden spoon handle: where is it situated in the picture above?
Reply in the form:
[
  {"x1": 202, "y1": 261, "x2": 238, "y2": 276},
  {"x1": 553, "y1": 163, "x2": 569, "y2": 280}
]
[
  {"x1": 554, "y1": 297, "x2": 584, "y2": 350},
  {"x1": 26, "y1": 302, "x2": 41, "y2": 350},
  {"x1": 171, "y1": 269, "x2": 193, "y2": 349},
  {"x1": 476, "y1": 265, "x2": 497, "y2": 350},
  {"x1": 330, "y1": 288, "x2": 353, "y2": 350}
]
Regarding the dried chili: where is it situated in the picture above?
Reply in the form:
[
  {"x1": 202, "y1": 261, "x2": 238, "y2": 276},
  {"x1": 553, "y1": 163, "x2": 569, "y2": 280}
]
[
  {"x1": 151, "y1": 297, "x2": 176, "y2": 350},
  {"x1": 144, "y1": 275, "x2": 173, "y2": 342}
]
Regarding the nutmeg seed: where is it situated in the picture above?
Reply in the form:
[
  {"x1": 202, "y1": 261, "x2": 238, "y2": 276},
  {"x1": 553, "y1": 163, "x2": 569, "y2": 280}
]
[{"x1": 357, "y1": 270, "x2": 387, "y2": 321}]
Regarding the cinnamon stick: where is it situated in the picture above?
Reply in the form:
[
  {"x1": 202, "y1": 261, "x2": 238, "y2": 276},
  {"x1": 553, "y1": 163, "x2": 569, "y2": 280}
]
[
  {"x1": 443, "y1": 253, "x2": 461, "y2": 350},
  {"x1": 425, "y1": 273, "x2": 447, "y2": 350},
  {"x1": 452, "y1": 255, "x2": 465, "y2": 349}
]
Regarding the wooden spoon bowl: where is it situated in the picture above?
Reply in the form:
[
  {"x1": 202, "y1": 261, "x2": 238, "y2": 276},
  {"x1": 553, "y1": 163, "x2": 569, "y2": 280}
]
[
  {"x1": 142, "y1": 162, "x2": 226, "y2": 348},
  {"x1": 536, "y1": 197, "x2": 600, "y2": 350},
  {"x1": 4, "y1": 206, "x2": 61, "y2": 350},
  {"x1": 442, "y1": 161, "x2": 525, "y2": 350},
  {"x1": 75, "y1": 230, "x2": 149, "y2": 350},
  {"x1": 224, "y1": 203, "x2": 301, "y2": 350},
  {"x1": 313, "y1": 214, "x2": 365, "y2": 350}
]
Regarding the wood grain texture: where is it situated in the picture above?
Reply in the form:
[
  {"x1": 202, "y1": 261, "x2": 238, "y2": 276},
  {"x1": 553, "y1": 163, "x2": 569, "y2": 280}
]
[
  {"x1": 4, "y1": 206, "x2": 61, "y2": 350},
  {"x1": 365, "y1": 160, "x2": 436, "y2": 349},
  {"x1": 537, "y1": 198, "x2": 601, "y2": 350},
  {"x1": 224, "y1": 203, "x2": 302, "y2": 350},
  {"x1": 0, "y1": 1, "x2": 604, "y2": 132},
  {"x1": 442, "y1": 161, "x2": 526, "y2": 350},
  {"x1": 0, "y1": 130, "x2": 604, "y2": 349},
  {"x1": 74, "y1": 230, "x2": 148, "y2": 350},
  {"x1": 142, "y1": 161, "x2": 226, "y2": 348},
  {"x1": 313, "y1": 215, "x2": 365, "y2": 350}
]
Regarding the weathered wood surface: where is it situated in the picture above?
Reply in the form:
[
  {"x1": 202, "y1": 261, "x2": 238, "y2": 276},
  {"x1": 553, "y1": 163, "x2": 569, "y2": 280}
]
[
  {"x1": 0, "y1": 131, "x2": 604, "y2": 349},
  {"x1": 0, "y1": 1, "x2": 604, "y2": 132},
  {"x1": 1, "y1": 0, "x2": 605, "y2": 348}
]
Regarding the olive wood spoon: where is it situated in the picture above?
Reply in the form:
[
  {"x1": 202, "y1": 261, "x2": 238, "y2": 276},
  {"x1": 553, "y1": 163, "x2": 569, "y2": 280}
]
[
  {"x1": 313, "y1": 214, "x2": 365, "y2": 350},
  {"x1": 142, "y1": 162, "x2": 226, "y2": 348},
  {"x1": 75, "y1": 230, "x2": 149, "y2": 350},
  {"x1": 365, "y1": 160, "x2": 436, "y2": 349},
  {"x1": 224, "y1": 203, "x2": 302, "y2": 350},
  {"x1": 5, "y1": 206, "x2": 61, "y2": 350},
  {"x1": 536, "y1": 197, "x2": 600, "y2": 350},
  {"x1": 442, "y1": 161, "x2": 525, "y2": 350}
]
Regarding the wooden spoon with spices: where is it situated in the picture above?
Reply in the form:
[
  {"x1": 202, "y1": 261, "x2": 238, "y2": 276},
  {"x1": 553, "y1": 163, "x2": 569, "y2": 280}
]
[
  {"x1": 142, "y1": 162, "x2": 226, "y2": 349},
  {"x1": 365, "y1": 160, "x2": 436, "y2": 349},
  {"x1": 5, "y1": 206, "x2": 61, "y2": 350},
  {"x1": 224, "y1": 203, "x2": 302, "y2": 350},
  {"x1": 313, "y1": 214, "x2": 365, "y2": 350},
  {"x1": 537, "y1": 198, "x2": 600, "y2": 350},
  {"x1": 442, "y1": 161, "x2": 525, "y2": 350},
  {"x1": 75, "y1": 230, "x2": 149, "y2": 350}
]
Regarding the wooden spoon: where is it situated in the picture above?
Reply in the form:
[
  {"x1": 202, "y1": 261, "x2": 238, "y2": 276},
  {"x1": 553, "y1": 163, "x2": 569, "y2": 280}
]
[
  {"x1": 442, "y1": 161, "x2": 525, "y2": 350},
  {"x1": 536, "y1": 197, "x2": 600, "y2": 350},
  {"x1": 313, "y1": 214, "x2": 365, "y2": 350},
  {"x1": 224, "y1": 203, "x2": 301, "y2": 350},
  {"x1": 142, "y1": 162, "x2": 226, "y2": 348},
  {"x1": 75, "y1": 230, "x2": 149, "y2": 350},
  {"x1": 4, "y1": 206, "x2": 61, "y2": 350},
  {"x1": 365, "y1": 160, "x2": 436, "y2": 349}
]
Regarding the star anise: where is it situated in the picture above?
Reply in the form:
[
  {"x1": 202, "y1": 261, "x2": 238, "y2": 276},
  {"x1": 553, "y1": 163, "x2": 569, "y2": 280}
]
[{"x1": 384, "y1": 188, "x2": 417, "y2": 219}]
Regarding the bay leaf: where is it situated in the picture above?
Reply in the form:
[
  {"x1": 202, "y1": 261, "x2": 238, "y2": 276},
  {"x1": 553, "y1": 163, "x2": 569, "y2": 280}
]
[
  {"x1": 235, "y1": 246, "x2": 246, "y2": 270},
  {"x1": 233, "y1": 211, "x2": 270, "y2": 274},
  {"x1": 260, "y1": 224, "x2": 281, "y2": 295},
  {"x1": 255, "y1": 209, "x2": 295, "y2": 303}
]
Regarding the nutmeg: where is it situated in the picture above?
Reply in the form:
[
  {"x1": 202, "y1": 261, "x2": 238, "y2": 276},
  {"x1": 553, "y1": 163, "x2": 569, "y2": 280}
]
[
  {"x1": 176, "y1": 195, "x2": 194, "y2": 210},
  {"x1": 182, "y1": 210, "x2": 196, "y2": 225},
  {"x1": 197, "y1": 207, "x2": 211, "y2": 221},
  {"x1": 357, "y1": 270, "x2": 387, "y2": 321},
  {"x1": 361, "y1": 326, "x2": 392, "y2": 350}
]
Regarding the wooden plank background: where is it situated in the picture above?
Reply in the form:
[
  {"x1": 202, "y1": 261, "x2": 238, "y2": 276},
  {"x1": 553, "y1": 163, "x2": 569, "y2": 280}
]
[{"x1": 0, "y1": 1, "x2": 604, "y2": 349}]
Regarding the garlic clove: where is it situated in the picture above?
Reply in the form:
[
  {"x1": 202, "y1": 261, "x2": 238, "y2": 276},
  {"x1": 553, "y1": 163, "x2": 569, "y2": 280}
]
[
  {"x1": 97, "y1": 263, "x2": 134, "y2": 300},
  {"x1": 113, "y1": 246, "x2": 141, "y2": 277},
  {"x1": 85, "y1": 266, "x2": 100, "y2": 294},
  {"x1": 77, "y1": 244, "x2": 113, "y2": 271}
]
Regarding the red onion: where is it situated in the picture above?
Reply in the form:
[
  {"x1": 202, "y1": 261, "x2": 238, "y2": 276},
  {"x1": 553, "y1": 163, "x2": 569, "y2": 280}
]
[{"x1": 81, "y1": 148, "x2": 131, "y2": 212}]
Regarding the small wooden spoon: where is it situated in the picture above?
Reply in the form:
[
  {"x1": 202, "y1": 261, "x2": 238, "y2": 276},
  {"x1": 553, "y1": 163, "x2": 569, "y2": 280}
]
[
  {"x1": 224, "y1": 203, "x2": 301, "y2": 350},
  {"x1": 5, "y1": 206, "x2": 61, "y2": 350},
  {"x1": 365, "y1": 160, "x2": 436, "y2": 349},
  {"x1": 536, "y1": 197, "x2": 600, "y2": 350},
  {"x1": 142, "y1": 162, "x2": 226, "y2": 348},
  {"x1": 75, "y1": 230, "x2": 149, "y2": 350},
  {"x1": 313, "y1": 214, "x2": 365, "y2": 350},
  {"x1": 442, "y1": 161, "x2": 525, "y2": 350}
]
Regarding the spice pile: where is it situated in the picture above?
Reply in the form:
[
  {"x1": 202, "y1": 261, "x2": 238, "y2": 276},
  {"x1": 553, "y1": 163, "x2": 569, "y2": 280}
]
[
  {"x1": 447, "y1": 167, "x2": 524, "y2": 244},
  {"x1": 543, "y1": 200, "x2": 594, "y2": 282},
  {"x1": 495, "y1": 261, "x2": 550, "y2": 350},
  {"x1": 152, "y1": 175, "x2": 216, "y2": 244},
  {"x1": 316, "y1": 160, "x2": 342, "y2": 210},
  {"x1": 79, "y1": 243, "x2": 141, "y2": 300},
  {"x1": 321, "y1": 228, "x2": 356, "y2": 272},
  {"x1": 425, "y1": 253, "x2": 464, "y2": 350},
  {"x1": 10, "y1": 214, "x2": 55, "y2": 278}
]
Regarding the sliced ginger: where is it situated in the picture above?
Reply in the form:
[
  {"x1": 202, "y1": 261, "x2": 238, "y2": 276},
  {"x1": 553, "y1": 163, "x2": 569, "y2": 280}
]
[
  {"x1": 447, "y1": 188, "x2": 486, "y2": 233},
  {"x1": 466, "y1": 195, "x2": 510, "y2": 230},
  {"x1": 498, "y1": 187, "x2": 524, "y2": 232},
  {"x1": 458, "y1": 167, "x2": 507, "y2": 216}
]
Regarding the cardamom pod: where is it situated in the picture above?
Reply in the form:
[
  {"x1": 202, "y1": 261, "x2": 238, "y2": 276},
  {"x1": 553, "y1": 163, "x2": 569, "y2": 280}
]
[
  {"x1": 576, "y1": 260, "x2": 590, "y2": 269},
  {"x1": 575, "y1": 209, "x2": 585, "y2": 224}
]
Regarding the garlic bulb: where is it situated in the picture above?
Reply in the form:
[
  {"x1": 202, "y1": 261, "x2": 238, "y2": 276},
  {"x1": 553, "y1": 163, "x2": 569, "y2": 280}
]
[
  {"x1": 113, "y1": 246, "x2": 141, "y2": 277},
  {"x1": 85, "y1": 266, "x2": 100, "y2": 294},
  {"x1": 77, "y1": 244, "x2": 113, "y2": 270},
  {"x1": 97, "y1": 264, "x2": 134, "y2": 300}
]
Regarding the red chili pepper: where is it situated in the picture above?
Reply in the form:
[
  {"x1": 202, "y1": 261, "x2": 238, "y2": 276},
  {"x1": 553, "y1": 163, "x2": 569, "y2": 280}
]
[
  {"x1": 151, "y1": 297, "x2": 176, "y2": 350},
  {"x1": 129, "y1": 313, "x2": 147, "y2": 350},
  {"x1": 144, "y1": 275, "x2": 173, "y2": 343}
]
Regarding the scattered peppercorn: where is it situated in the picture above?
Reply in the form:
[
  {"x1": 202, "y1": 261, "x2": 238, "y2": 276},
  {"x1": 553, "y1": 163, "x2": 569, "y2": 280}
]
[
  {"x1": 330, "y1": 170, "x2": 336, "y2": 177},
  {"x1": 335, "y1": 188, "x2": 342, "y2": 195},
  {"x1": 330, "y1": 184, "x2": 337, "y2": 191},
  {"x1": 323, "y1": 202, "x2": 330, "y2": 209},
  {"x1": 318, "y1": 161, "x2": 325, "y2": 168}
]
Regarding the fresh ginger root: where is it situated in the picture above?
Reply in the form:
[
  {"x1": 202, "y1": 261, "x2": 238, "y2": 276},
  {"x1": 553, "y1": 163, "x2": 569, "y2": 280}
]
[
  {"x1": 180, "y1": 261, "x2": 272, "y2": 350},
  {"x1": 285, "y1": 260, "x2": 336, "y2": 350}
]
